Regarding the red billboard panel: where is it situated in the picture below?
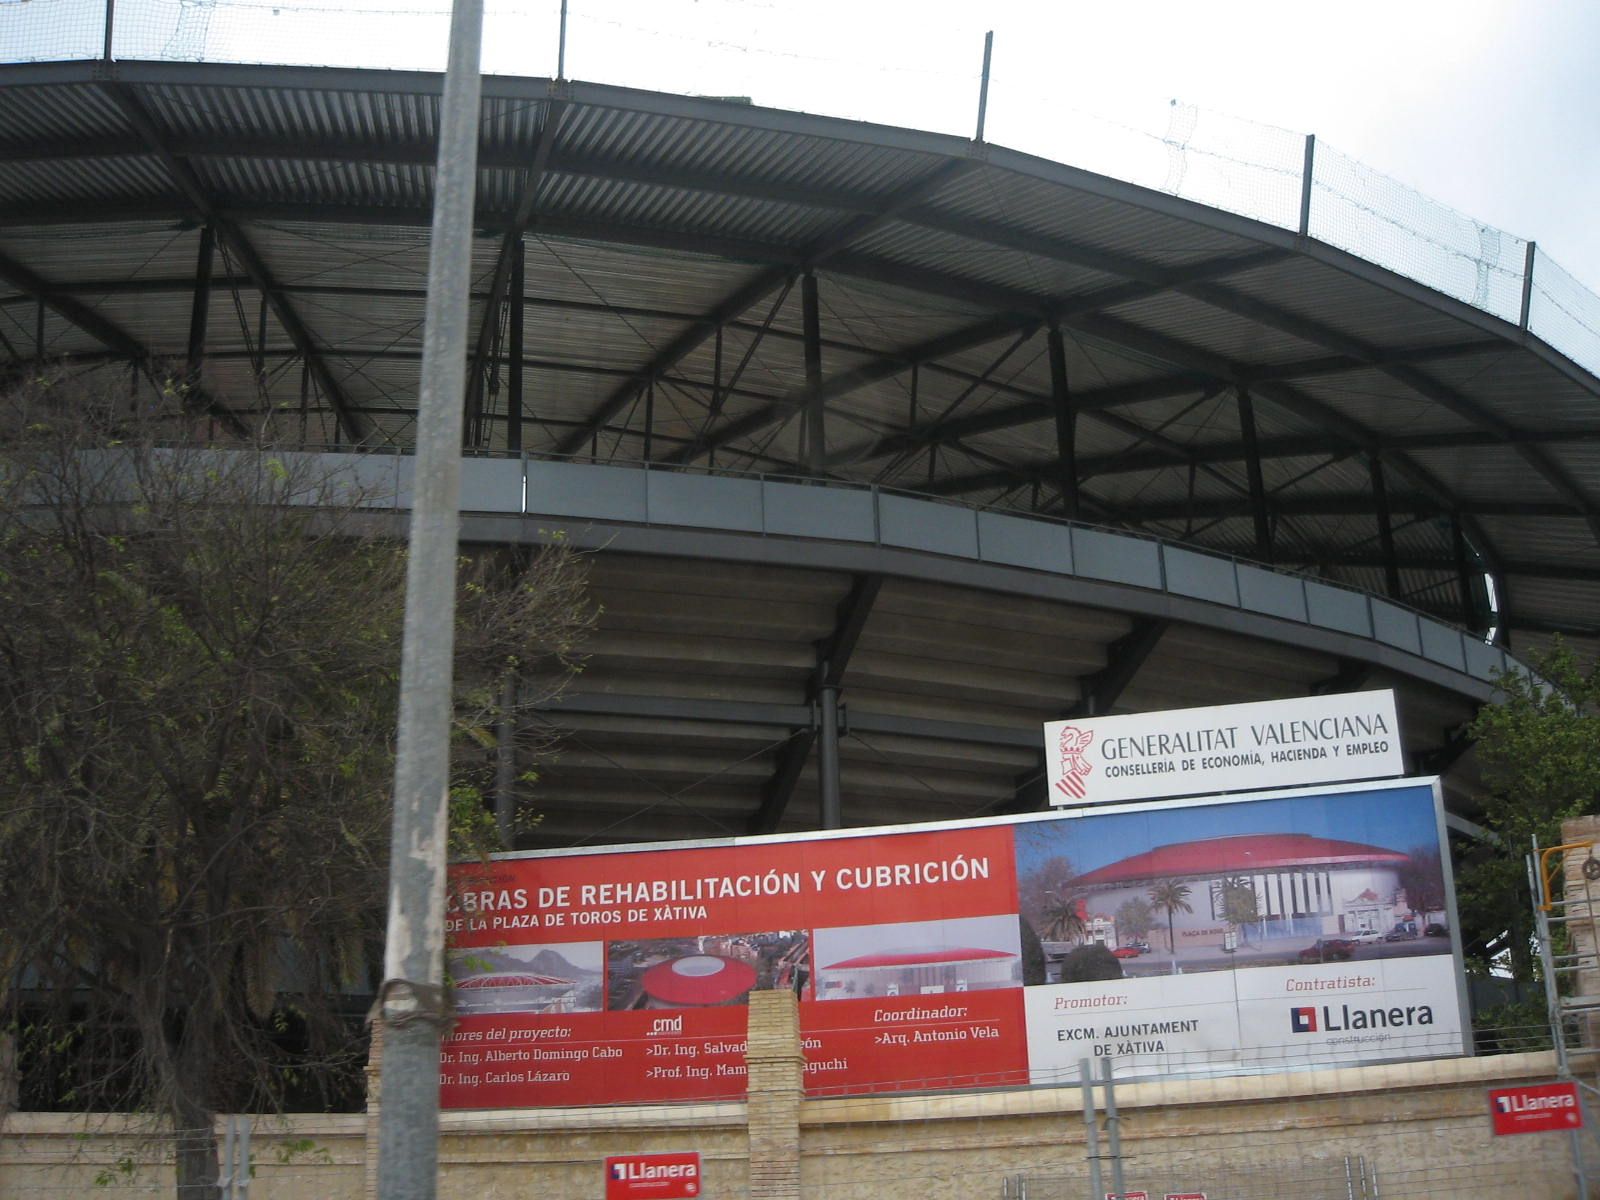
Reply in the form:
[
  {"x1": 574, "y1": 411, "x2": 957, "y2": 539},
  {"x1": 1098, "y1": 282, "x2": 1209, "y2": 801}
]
[
  {"x1": 1489, "y1": 1082, "x2": 1583, "y2": 1135},
  {"x1": 442, "y1": 778, "x2": 1466, "y2": 1108},
  {"x1": 605, "y1": 1153, "x2": 701, "y2": 1200}
]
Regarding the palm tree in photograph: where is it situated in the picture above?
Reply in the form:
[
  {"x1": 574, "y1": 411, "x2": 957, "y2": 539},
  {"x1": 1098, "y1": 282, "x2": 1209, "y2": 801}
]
[
  {"x1": 1148, "y1": 880, "x2": 1194, "y2": 973},
  {"x1": 1042, "y1": 893, "x2": 1087, "y2": 945}
]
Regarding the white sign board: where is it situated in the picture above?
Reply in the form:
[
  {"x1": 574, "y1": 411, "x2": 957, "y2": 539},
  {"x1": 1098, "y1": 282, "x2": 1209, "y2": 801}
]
[{"x1": 1044, "y1": 690, "x2": 1403, "y2": 807}]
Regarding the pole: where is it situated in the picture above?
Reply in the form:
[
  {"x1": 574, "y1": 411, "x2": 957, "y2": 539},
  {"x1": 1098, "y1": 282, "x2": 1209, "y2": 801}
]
[
  {"x1": 557, "y1": 0, "x2": 569, "y2": 79},
  {"x1": 1298, "y1": 134, "x2": 1315, "y2": 237},
  {"x1": 974, "y1": 31, "x2": 993, "y2": 143},
  {"x1": 1079, "y1": 1057, "x2": 1102, "y2": 1200},
  {"x1": 1101, "y1": 1055, "x2": 1125, "y2": 1200},
  {"x1": 374, "y1": 0, "x2": 484, "y2": 1191}
]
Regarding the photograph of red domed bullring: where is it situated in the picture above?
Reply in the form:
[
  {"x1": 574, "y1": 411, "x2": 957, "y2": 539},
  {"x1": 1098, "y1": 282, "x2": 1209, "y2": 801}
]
[{"x1": 1014, "y1": 785, "x2": 1452, "y2": 985}]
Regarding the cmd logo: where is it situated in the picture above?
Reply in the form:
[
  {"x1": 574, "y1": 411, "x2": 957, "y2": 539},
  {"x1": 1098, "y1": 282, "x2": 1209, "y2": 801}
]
[{"x1": 1290, "y1": 1007, "x2": 1318, "y2": 1033}]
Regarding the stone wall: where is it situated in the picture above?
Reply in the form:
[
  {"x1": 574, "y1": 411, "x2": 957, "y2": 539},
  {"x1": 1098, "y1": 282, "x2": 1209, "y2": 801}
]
[{"x1": 2, "y1": 1048, "x2": 1584, "y2": 1200}]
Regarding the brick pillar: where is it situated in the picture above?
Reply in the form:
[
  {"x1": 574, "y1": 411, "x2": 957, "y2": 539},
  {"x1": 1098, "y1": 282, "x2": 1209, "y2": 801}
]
[
  {"x1": 364, "y1": 1020, "x2": 384, "y2": 1200},
  {"x1": 746, "y1": 989, "x2": 804, "y2": 1200}
]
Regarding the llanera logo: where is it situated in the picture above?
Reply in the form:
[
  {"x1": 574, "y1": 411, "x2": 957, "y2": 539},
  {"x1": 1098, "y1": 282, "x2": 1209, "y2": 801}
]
[
  {"x1": 1055, "y1": 726, "x2": 1094, "y2": 799},
  {"x1": 1291, "y1": 1006, "x2": 1318, "y2": 1033}
]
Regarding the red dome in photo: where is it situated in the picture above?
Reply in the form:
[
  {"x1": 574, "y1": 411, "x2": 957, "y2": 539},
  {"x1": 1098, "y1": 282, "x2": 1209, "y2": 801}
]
[{"x1": 640, "y1": 954, "x2": 758, "y2": 1006}]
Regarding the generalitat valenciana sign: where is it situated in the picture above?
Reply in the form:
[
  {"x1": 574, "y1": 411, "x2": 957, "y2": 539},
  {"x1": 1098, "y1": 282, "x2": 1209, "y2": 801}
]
[
  {"x1": 605, "y1": 1153, "x2": 701, "y2": 1199},
  {"x1": 1044, "y1": 690, "x2": 1403, "y2": 806},
  {"x1": 1489, "y1": 1083, "x2": 1583, "y2": 1136}
]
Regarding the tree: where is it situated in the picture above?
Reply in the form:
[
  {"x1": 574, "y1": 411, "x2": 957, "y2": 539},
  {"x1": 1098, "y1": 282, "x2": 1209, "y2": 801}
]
[
  {"x1": 1148, "y1": 880, "x2": 1194, "y2": 969},
  {"x1": 1215, "y1": 875, "x2": 1259, "y2": 945},
  {"x1": 1397, "y1": 846, "x2": 1447, "y2": 919},
  {"x1": 1114, "y1": 896, "x2": 1154, "y2": 945},
  {"x1": 1460, "y1": 641, "x2": 1600, "y2": 978},
  {"x1": 1015, "y1": 853, "x2": 1075, "y2": 935},
  {"x1": 0, "y1": 378, "x2": 594, "y2": 1198},
  {"x1": 1041, "y1": 895, "x2": 1087, "y2": 945}
]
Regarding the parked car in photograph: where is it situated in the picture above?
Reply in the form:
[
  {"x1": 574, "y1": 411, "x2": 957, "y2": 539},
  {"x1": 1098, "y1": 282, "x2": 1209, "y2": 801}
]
[
  {"x1": 1111, "y1": 946, "x2": 1142, "y2": 960},
  {"x1": 1347, "y1": 929, "x2": 1383, "y2": 944},
  {"x1": 1425, "y1": 923, "x2": 1449, "y2": 938},
  {"x1": 1385, "y1": 924, "x2": 1418, "y2": 942},
  {"x1": 1298, "y1": 938, "x2": 1357, "y2": 964}
]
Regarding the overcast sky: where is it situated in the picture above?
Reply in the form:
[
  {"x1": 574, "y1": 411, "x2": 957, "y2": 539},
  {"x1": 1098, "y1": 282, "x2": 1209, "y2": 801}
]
[{"x1": 524, "y1": 0, "x2": 1599, "y2": 292}]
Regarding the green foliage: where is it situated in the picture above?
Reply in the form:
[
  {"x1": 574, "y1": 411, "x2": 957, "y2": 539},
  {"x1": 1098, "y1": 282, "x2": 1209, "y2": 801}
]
[
  {"x1": 1471, "y1": 998, "x2": 1554, "y2": 1054},
  {"x1": 1462, "y1": 639, "x2": 1600, "y2": 978}
]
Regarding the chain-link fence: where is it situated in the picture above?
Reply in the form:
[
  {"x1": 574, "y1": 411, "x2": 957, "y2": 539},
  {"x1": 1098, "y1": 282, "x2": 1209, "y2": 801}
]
[{"x1": 2, "y1": 0, "x2": 1597, "y2": 384}]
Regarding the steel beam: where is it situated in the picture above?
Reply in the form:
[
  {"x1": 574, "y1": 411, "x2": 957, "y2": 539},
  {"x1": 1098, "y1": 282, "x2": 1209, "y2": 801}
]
[
  {"x1": 466, "y1": 99, "x2": 564, "y2": 447},
  {"x1": 1070, "y1": 618, "x2": 1169, "y2": 719},
  {"x1": 96, "y1": 84, "x2": 367, "y2": 443},
  {"x1": 1047, "y1": 323, "x2": 1078, "y2": 520},
  {"x1": 184, "y1": 222, "x2": 214, "y2": 389},
  {"x1": 749, "y1": 572, "x2": 882, "y2": 834},
  {"x1": 1371, "y1": 454, "x2": 1401, "y2": 599},
  {"x1": 802, "y1": 269, "x2": 823, "y2": 473},
  {"x1": 1237, "y1": 387, "x2": 1271, "y2": 561},
  {"x1": 507, "y1": 237, "x2": 525, "y2": 452}
]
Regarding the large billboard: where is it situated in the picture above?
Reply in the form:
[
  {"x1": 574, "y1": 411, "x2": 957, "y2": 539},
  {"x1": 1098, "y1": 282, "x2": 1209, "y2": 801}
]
[{"x1": 441, "y1": 777, "x2": 1466, "y2": 1108}]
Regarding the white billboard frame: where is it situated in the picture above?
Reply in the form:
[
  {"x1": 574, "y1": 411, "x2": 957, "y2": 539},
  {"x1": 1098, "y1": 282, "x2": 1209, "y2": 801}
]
[{"x1": 1043, "y1": 689, "x2": 1405, "y2": 807}]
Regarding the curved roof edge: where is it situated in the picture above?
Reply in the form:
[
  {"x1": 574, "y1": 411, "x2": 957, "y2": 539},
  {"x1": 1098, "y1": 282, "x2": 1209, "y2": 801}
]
[{"x1": 306, "y1": 451, "x2": 1514, "y2": 702}]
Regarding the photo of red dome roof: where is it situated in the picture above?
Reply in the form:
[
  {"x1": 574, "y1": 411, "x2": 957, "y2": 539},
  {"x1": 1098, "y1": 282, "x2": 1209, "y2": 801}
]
[
  {"x1": 606, "y1": 930, "x2": 811, "y2": 1011},
  {"x1": 447, "y1": 942, "x2": 604, "y2": 1015},
  {"x1": 813, "y1": 915, "x2": 1023, "y2": 1001},
  {"x1": 1069, "y1": 833, "x2": 1410, "y2": 888},
  {"x1": 1013, "y1": 786, "x2": 1451, "y2": 981},
  {"x1": 640, "y1": 955, "x2": 759, "y2": 1007}
]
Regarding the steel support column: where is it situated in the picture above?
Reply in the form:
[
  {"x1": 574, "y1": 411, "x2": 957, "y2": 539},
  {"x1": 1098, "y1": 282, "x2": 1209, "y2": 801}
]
[
  {"x1": 184, "y1": 222, "x2": 215, "y2": 393},
  {"x1": 817, "y1": 677, "x2": 841, "y2": 830},
  {"x1": 1001, "y1": 618, "x2": 1167, "y2": 814},
  {"x1": 1047, "y1": 323, "x2": 1078, "y2": 519},
  {"x1": 1237, "y1": 386, "x2": 1272, "y2": 561},
  {"x1": 506, "y1": 237, "x2": 525, "y2": 453},
  {"x1": 750, "y1": 572, "x2": 881, "y2": 834},
  {"x1": 642, "y1": 378, "x2": 655, "y2": 461},
  {"x1": 1371, "y1": 454, "x2": 1400, "y2": 599},
  {"x1": 802, "y1": 269, "x2": 823, "y2": 473}
]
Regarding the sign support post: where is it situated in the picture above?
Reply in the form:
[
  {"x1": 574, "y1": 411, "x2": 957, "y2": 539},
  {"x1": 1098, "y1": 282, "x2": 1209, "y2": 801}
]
[{"x1": 1080, "y1": 1057, "x2": 1102, "y2": 1200}]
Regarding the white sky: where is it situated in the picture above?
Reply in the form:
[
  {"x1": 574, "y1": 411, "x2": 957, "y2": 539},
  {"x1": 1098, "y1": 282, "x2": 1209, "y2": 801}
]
[
  {"x1": 520, "y1": 0, "x2": 1599, "y2": 292},
  {"x1": 58, "y1": 0, "x2": 1598, "y2": 292}
]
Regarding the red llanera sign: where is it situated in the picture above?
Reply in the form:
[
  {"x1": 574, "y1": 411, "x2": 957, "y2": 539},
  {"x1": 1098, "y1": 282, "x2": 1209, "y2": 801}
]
[
  {"x1": 606, "y1": 1153, "x2": 701, "y2": 1199},
  {"x1": 1489, "y1": 1082, "x2": 1583, "y2": 1135}
]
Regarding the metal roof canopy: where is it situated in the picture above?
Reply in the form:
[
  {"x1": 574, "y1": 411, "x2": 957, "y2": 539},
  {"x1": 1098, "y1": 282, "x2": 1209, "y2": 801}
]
[{"x1": 2, "y1": 60, "x2": 1597, "y2": 848}]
